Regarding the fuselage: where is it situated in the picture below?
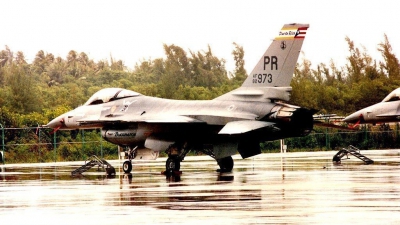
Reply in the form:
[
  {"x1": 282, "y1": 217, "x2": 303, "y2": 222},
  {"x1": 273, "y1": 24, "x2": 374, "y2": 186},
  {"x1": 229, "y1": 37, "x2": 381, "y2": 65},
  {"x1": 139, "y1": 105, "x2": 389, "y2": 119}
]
[
  {"x1": 47, "y1": 94, "x2": 313, "y2": 149},
  {"x1": 48, "y1": 95, "x2": 274, "y2": 128}
]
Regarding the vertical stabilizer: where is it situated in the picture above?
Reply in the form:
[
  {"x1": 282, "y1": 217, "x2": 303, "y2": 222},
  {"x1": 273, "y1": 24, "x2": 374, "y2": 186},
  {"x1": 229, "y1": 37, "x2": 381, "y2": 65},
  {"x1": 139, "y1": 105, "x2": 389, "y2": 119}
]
[
  {"x1": 215, "y1": 23, "x2": 309, "y2": 102},
  {"x1": 242, "y1": 23, "x2": 309, "y2": 88}
]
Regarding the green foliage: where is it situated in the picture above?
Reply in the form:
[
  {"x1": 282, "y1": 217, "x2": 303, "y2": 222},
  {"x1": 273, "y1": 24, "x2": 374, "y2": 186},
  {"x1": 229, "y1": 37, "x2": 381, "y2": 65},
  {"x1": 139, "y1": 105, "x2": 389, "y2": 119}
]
[
  {"x1": 291, "y1": 35, "x2": 400, "y2": 116},
  {"x1": 230, "y1": 42, "x2": 247, "y2": 84}
]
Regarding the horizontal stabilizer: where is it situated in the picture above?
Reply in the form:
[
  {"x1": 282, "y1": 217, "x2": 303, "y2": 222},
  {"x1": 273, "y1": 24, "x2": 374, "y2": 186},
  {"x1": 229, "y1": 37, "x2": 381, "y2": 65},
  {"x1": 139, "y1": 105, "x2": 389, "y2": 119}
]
[
  {"x1": 376, "y1": 113, "x2": 400, "y2": 117},
  {"x1": 215, "y1": 86, "x2": 292, "y2": 102},
  {"x1": 218, "y1": 121, "x2": 276, "y2": 135}
]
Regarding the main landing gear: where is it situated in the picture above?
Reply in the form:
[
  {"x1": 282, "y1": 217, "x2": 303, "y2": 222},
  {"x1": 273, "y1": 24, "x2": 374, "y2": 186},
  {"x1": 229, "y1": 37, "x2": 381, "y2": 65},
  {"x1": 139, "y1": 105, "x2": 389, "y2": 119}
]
[
  {"x1": 164, "y1": 144, "x2": 187, "y2": 177},
  {"x1": 164, "y1": 146, "x2": 235, "y2": 176},
  {"x1": 120, "y1": 145, "x2": 235, "y2": 175},
  {"x1": 217, "y1": 156, "x2": 234, "y2": 173},
  {"x1": 200, "y1": 148, "x2": 234, "y2": 173}
]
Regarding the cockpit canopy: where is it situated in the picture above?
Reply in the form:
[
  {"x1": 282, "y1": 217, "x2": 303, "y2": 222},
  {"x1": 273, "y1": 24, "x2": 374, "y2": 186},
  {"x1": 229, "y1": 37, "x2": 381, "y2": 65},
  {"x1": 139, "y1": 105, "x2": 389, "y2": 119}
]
[
  {"x1": 382, "y1": 88, "x2": 400, "y2": 103},
  {"x1": 84, "y1": 88, "x2": 141, "y2": 106}
]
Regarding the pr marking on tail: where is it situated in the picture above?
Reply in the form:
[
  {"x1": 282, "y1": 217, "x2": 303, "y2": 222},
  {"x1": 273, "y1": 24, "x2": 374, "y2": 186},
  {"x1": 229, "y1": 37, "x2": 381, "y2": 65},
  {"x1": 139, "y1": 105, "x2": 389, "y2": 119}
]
[{"x1": 263, "y1": 56, "x2": 278, "y2": 70}]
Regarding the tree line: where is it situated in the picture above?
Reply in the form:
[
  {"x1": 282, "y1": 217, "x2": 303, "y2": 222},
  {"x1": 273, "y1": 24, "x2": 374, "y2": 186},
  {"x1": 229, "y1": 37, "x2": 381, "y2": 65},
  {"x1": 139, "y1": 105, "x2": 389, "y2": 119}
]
[
  {"x1": 291, "y1": 35, "x2": 400, "y2": 115},
  {"x1": 1, "y1": 34, "x2": 399, "y2": 163}
]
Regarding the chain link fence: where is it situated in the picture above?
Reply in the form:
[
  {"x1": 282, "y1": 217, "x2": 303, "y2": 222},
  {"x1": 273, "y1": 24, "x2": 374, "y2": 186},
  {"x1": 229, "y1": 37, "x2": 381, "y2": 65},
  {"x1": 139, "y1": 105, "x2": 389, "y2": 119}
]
[
  {"x1": 0, "y1": 127, "x2": 118, "y2": 164},
  {"x1": 1, "y1": 124, "x2": 399, "y2": 164}
]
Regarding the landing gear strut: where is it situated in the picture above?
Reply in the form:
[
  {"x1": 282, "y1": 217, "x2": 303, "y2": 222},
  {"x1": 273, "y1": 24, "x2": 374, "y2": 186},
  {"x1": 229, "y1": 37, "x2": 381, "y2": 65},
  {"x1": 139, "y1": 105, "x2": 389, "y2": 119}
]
[
  {"x1": 217, "y1": 156, "x2": 234, "y2": 172},
  {"x1": 122, "y1": 146, "x2": 137, "y2": 173},
  {"x1": 164, "y1": 144, "x2": 188, "y2": 177}
]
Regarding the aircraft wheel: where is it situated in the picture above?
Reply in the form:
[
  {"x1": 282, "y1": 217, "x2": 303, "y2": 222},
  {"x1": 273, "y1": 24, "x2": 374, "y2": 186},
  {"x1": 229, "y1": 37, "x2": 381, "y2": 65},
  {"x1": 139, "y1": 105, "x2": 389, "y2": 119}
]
[
  {"x1": 123, "y1": 161, "x2": 132, "y2": 173},
  {"x1": 217, "y1": 156, "x2": 234, "y2": 172},
  {"x1": 166, "y1": 157, "x2": 181, "y2": 174}
]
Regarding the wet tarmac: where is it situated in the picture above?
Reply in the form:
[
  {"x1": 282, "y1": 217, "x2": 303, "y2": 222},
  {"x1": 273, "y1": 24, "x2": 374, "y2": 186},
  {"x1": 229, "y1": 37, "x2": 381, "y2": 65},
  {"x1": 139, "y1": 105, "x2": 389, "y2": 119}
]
[{"x1": 1, "y1": 150, "x2": 400, "y2": 224}]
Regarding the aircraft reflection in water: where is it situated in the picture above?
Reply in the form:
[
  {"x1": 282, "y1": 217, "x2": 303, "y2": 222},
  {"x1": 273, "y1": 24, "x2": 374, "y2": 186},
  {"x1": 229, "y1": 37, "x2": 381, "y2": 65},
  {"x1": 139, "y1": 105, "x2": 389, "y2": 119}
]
[
  {"x1": 46, "y1": 23, "x2": 312, "y2": 175},
  {"x1": 118, "y1": 174, "x2": 261, "y2": 210},
  {"x1": 344, "y1": 87, "x2": 400, "y2": 125}
]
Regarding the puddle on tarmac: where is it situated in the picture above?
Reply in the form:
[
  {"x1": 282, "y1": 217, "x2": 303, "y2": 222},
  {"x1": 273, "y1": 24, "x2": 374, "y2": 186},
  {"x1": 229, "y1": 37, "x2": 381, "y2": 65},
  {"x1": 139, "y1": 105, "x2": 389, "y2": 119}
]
[{"x1": 1, "y1": 150, "x2": 400, "y2": 224}]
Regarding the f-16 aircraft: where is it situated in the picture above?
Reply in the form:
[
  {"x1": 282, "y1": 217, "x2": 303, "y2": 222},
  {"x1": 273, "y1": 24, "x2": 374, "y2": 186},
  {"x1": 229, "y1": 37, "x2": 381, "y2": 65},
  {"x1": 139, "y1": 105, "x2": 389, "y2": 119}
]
[
  {"x1": 46, "y1": 23, "x2": 311, "y2": 175},
  {"x1": 344, "y1": 87, "x2": 400, "y2": 125}
]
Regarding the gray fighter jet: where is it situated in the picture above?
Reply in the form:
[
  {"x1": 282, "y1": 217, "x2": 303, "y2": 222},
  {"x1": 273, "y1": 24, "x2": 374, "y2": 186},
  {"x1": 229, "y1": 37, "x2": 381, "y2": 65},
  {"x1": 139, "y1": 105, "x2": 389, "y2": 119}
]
[
  {"x1": 344, "y1": 87, "x2": 400, "y2": 126},
  {"x1": 46, "y1": 23, "x2": 311, "y2": 175}
]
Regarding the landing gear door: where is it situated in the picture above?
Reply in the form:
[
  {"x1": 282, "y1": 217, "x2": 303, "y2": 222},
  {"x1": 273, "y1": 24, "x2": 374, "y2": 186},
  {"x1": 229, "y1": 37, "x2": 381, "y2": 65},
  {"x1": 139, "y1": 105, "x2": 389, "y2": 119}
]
[
  {"x1": 213, "y1": 141, "x2": 238, "y2": 160},
  {"x1": 144, "y1": 136, "x2": 174, "y2": 152},
  {"x1": 134, "y1": 148, "x2": 160, "y2": 160}
]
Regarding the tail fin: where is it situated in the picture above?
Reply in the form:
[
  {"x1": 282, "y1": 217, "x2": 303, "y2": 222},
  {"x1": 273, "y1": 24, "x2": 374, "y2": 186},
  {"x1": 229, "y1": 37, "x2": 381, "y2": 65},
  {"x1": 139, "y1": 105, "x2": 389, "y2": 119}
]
[
  {"x1": 216, "y1": 23, "x2": 309, "y2": 101},
  {"x1": 242, "y1": 23, "x2": 309, "y2": 87}
]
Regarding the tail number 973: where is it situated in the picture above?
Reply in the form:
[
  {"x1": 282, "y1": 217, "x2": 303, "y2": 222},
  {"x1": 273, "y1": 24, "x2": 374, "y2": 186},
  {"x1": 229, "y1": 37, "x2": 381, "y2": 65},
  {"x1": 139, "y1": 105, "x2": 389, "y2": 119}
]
[{"x1": 252, "y1": 73, "x2": 272, "y2": 84}]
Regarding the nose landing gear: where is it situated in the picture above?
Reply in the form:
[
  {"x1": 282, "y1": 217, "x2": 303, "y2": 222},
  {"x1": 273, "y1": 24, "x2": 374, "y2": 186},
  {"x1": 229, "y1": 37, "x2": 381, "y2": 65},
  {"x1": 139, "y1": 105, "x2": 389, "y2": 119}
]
[{"x1": 121, "y1": 146, "x2": 137, "y2": 173}]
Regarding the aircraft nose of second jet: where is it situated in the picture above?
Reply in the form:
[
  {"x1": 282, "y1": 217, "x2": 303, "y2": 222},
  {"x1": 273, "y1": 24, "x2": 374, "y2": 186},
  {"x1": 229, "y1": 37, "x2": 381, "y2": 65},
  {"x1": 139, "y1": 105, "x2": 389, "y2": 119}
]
[
  {"x1": 343, "y1": 111, "x2": 363, "y2": 123},
  {"x1": 46, "y1": 115, "x2": 65, "y2": 129}
]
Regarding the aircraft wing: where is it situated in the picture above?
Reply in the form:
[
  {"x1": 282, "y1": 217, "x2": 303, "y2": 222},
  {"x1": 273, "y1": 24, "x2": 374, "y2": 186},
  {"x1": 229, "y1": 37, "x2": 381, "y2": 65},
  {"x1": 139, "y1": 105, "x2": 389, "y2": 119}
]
[
  {"x1": 218, "y1": 120, "x2": 277, "y2": 135},
  {"x1": 140, "y1": 115, "x2": 205, "y2": 123},
  {"x1": 77, "y1": 115, "x2": 205, "y2": 124},
  {"x1": 76, "y1": 109, "x2": 258, "y2": 126}
]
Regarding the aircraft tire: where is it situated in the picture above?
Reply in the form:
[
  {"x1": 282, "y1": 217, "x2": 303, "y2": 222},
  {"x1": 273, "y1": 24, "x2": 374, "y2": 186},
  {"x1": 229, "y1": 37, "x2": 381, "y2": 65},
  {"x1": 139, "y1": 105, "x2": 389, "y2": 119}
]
[
  {"x1": 217, "y1": 156, "x2": 234, "y2": 172},
  {"x1": 166, "y1": 157, "x2": 180, "y2": 173},
  {"x1": 123, "y1": 161, "x2": 132, "y2": 173}
]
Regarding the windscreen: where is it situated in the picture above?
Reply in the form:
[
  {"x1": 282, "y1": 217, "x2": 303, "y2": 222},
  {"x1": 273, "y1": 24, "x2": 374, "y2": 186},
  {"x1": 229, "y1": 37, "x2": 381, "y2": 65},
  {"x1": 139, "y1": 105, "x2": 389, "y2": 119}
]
[{"x1": 84, "y1": 88, "x2": 141, "y2": 105}]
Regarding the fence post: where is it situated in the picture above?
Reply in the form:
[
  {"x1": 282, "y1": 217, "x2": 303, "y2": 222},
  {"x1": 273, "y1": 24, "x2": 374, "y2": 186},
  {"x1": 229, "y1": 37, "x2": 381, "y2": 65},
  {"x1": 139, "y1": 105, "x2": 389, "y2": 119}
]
[
  {"x1": 325, "y1": 128, "x2": 330, "y2": 150},
  {"x1": 37, "y1": 125, "x2": 41, "y2": 163},
  {"x1": 81, "y1": 130, "x2": 85, "y2": 158},
  {"x1": 100, "y1": 131, "x2": 103, "y2": 158},
  {"x1": 53, "y1": 131, "x2": 57, "y2": 162},
  {"x1": 0, "y1": 123, "x2": 4, "y2": 164}
]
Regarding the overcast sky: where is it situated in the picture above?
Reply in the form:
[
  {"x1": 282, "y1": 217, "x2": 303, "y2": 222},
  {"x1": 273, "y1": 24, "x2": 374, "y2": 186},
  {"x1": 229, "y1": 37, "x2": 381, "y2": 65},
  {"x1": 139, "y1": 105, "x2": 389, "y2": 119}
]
[{"x1": 2, "y1": 0, "x2": 399, "y2": 73}]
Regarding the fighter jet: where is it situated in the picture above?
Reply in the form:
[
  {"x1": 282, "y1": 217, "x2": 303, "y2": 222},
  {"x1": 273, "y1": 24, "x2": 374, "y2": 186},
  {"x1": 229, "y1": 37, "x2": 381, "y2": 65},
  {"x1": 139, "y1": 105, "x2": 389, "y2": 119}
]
[
  {"x1": 46, "y1": 23, "x2": 311, "y2": 175},
  {"x1": 344, "y1": 87, "x2": 400, "y2": 125}
]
